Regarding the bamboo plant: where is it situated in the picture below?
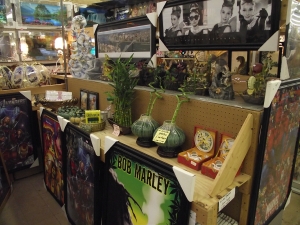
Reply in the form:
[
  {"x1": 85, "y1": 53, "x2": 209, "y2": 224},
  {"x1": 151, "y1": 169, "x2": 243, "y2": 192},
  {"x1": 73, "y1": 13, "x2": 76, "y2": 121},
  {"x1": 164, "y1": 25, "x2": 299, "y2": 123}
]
[
  {"x1": 171, "y1": 88, "x2": 190, "y2": 123},
  {"x1": 106, "y1": 54, "x2": 138, "y2": 127}
]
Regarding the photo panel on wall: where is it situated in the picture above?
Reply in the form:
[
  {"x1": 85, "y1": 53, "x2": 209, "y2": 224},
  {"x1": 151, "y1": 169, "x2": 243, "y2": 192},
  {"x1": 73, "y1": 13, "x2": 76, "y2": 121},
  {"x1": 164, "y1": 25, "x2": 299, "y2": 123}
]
[{"x1": 159, "y1": 0, "x2": 280, "y2": 50}]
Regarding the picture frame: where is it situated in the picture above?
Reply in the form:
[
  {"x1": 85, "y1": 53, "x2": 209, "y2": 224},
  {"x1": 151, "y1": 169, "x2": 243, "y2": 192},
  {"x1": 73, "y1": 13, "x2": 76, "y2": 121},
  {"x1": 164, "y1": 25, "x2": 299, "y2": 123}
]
[
  {"x1": 0, "y1": 151, "x2": 11, "y2": 213},
  {"x1": 0, "y1": 31, "x2": 19, "y2": 62},
  {"x1": 18, "y1": 30, "x2": 62, "y2": 61},
  {"x1": 103, "y1": 142, "x2": 190, "y2": 225},
  {"x1": 159, "y1": 0, "x2": 280, "y2": 50},
  {"x1": 15, "y1": 1, "x2": 72, "y2": 28},
  {"x1": 95, "y1": 15, "x2": 156, "y2": 61},
  {"x1": 0, "y1": 92, "x2": 38, "y2": 172},
  {"x1": 248, "y1": 80, "x2": 300, "y2": 225},
  {"x1": 64, "y1": 123, "x2": 101, "y2": 225},
  {"x1": 41, "y1": 109, "x2": 65, "y2": 206},
  {"x1": 80, "y1": 89, "x2": 88, "y2": 110},
  {"x1": 80, "y1": 89, "x2": 99, "y2": 110},
  {"x1": 76, "y1": 6, "x2": 106, "y2": 26},
  {"x1": 231, "y1": 51, "x2": 248, "y2": 75}
]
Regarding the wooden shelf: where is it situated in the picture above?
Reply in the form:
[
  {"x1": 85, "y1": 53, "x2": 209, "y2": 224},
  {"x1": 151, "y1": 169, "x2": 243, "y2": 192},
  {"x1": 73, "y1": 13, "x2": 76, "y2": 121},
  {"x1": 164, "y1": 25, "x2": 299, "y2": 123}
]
[{"x1": 92, "y1": 113, "x2": 253, "y2": 224}]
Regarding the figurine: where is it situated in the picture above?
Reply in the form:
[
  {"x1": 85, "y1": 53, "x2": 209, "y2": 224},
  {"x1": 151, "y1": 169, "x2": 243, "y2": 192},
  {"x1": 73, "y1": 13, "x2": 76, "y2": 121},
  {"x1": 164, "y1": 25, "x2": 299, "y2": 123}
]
[
  {"x1": 68, "y1": 15, "x2": 95, "y2": 79},
  {"x1": 209, "y1": 59, "x2": 234, "y2": 100}
]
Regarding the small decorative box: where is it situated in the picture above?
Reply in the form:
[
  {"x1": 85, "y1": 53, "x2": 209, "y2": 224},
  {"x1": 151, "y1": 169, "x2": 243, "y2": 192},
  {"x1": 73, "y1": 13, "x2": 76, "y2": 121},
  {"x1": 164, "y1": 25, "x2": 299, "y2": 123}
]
[
  {"x1": 201, "y1": 134, "x2": 236, "y2": 179},
  {"x1": 178, "y1": 126, "x2": 217, "y2": 171}
]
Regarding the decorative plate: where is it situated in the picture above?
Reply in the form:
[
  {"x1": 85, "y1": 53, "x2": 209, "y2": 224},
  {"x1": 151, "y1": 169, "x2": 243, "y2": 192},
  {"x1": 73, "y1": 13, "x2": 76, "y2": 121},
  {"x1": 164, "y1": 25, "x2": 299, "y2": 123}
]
[{"x1": 194, "y1": 129, "x2": 214, "y2": 152}]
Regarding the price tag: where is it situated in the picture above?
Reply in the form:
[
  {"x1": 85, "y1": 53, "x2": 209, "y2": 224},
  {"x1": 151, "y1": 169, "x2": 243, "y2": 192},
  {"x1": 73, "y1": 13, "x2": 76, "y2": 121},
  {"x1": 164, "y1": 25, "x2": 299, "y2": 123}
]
[
  {"x1": 152, "y1": 129, "x2": 170, "y2": 144},
  {"x1": 112, "y1": 124, "x2": 120, "y2": 136},
  {"x1": 218, "y1": 188, "x2": 236, "y2": 212}
]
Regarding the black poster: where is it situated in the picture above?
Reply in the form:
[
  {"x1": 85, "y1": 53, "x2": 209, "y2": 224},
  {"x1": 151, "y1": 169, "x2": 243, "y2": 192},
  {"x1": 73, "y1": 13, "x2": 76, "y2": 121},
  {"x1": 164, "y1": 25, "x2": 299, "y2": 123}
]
[
  {"x1": 41, "y1": 109, "x2": 64, "y2": 205},
  {"x1": 0, "y1": 92, "x2": 37, "y2": 172},
  {"x1": 103, "y1": 142, "x2": 190, "y2": 225},
  {"x1": 64, "y1": 123, "x2": 101, "y2": 225}
]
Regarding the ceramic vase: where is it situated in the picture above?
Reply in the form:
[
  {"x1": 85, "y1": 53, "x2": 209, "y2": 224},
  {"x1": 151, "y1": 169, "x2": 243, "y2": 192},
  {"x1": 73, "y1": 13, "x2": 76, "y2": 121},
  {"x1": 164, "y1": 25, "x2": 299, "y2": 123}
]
[
  {"x1": 131, "y1": 114, "x2": 159, "y2": 147},
  {"x1": 153, "y1": 120, "x2": 185, "y2": 158}
]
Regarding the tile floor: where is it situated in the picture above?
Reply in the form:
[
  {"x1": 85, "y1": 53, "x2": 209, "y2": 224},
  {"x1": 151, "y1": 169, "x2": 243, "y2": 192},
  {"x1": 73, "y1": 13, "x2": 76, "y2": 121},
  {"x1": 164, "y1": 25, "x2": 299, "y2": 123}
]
[
  {"x1": 0, "y1": 172, "x2": 299, "y2": 225},
  {"x1": 0, "y1": 172, "x2": 69, "y2": 225}
]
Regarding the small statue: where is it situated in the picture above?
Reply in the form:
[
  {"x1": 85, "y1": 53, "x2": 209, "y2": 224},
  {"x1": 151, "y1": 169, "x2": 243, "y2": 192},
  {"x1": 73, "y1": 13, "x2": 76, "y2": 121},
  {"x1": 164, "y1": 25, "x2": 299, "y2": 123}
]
[{"x1": 209, "y1": 59, "x2": 234, "y2": 100}]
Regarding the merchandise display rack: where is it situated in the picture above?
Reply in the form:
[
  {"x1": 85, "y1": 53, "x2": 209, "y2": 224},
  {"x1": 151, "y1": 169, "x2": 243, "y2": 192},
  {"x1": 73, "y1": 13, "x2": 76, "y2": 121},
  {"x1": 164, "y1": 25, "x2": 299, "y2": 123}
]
[{"x1": 67, "y1": 77, "x2": 263, "y2": 224}]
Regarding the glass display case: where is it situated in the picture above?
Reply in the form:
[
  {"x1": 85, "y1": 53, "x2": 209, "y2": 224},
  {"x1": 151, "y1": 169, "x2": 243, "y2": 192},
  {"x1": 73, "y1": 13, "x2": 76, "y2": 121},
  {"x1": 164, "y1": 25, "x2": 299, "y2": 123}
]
[
  {"x1": 18, "y1": 30, "x2": 62, "y2": 61},
  {"x1": 0, "y1": 31, "x2": 18, "y2": 62}
]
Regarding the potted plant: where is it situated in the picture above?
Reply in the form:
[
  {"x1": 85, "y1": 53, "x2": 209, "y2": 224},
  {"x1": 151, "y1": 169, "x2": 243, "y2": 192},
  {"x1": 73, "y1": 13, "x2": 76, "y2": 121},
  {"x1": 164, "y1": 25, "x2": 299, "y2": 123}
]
[
  {"x1": 106, "y1": 54, "x2": 138, "y2": 134},
  {"x1": 153, "y1": 88, "x2": 189, "y2": 158},
  {"x1": 182, "y1": 61, "x2": 211, "y2": 96},
  {"x1": 240, "y1": 56, "x2": 273, "y2": 105},
  {"x1": 131, "y1": 82, "x2": 164, "y2": 147}
]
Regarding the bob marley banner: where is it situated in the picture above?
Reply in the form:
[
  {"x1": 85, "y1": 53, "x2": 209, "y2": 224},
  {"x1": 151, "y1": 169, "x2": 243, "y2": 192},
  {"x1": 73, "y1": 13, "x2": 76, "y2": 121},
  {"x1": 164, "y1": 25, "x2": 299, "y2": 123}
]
[
  {"x1": 0, "y1": 92, "x2": 36, "y2": 172},
  {"x1": 64, "y1": 123, "x2": 101, "y2": 225},
  {"x1": 103, "y1": 142, "x2": 190, "y2": 225},
  {"x1": 249, "y1": 81, "x2": 300, "y2": 225},
  {"x1": 41, "y1": 109, "x2": 64, "y2": 205}
]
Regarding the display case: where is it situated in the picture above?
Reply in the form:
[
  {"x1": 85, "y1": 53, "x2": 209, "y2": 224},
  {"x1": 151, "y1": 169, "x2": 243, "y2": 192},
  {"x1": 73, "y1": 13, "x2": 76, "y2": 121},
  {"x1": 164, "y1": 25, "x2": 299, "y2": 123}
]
[
  {"x1": 0, "y1": 31, "x2": 18, "y2": 62},
  {"x1": 18, "y1": 30, "x2": 62, "y2": 61}
]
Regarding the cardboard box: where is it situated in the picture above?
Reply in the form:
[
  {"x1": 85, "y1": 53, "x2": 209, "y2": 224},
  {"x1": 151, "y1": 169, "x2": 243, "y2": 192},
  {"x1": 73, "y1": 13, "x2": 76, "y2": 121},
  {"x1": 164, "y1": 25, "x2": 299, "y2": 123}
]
[{"x1": 178, "y1": 126, "x2": 217, "y2": 171}]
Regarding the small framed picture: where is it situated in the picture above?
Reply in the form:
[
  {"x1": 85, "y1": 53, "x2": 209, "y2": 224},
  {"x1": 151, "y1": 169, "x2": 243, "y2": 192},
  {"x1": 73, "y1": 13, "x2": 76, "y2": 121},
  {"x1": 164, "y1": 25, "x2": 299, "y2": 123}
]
[
  {"x1": 87, "y1": 91, "x2": 99, "y2": 110},
  {"x1": 231, "y1": 51, "x2": 248, "y2": 75},
  {"x1": 80, "y1": 89, "x2": 88, "y2": 110}
]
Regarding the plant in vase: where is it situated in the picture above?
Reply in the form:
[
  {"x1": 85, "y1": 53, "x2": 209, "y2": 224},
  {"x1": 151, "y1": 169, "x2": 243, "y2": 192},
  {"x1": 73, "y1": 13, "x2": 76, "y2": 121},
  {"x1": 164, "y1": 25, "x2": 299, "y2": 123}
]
[
  {"x1": 131, "y1": 82, "x2": 164, "y2": 147},
  {"x1": 153, "y1": 88, "x2": 189, "y2": 158},
  {"x1": 182, "y1": 61, "x2": 211, "y2": 95},
  {"x1": 106, "y1": 54, "x2": 138, "y2": 134},
  {"x1": 240, "y1": 56, "x2": 273, "y2": 105}
]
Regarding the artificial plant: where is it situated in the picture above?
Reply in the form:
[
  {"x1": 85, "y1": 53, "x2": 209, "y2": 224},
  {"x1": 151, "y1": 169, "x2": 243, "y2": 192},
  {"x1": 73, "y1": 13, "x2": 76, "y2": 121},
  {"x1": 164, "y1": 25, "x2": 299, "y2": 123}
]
[
  {"x1": 106, "y1": 54, "x2": 138, "y2": 128},
  {"x1": 170, "y1": 88, "x2": 190, "y2": 123},
  {"x1": 153, "y1": 88, "x2": 190, "y2": 158},
  {"x1": 246, "y1": 56, "x2": 273, "y2": 97}
]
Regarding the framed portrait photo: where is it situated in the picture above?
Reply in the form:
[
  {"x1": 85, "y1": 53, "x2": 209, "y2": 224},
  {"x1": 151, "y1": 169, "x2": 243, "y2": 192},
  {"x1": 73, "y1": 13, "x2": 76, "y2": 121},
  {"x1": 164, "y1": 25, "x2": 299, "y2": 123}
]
[
  {"x1": 95, "y1": 15, "x2": 156, "y2": 60},
  {"x1": 80, "y1": 89, "x2": 88, "y2": 110},
  {"x1": 159, "y1": 0, "x2": 280, "y2": 50},
  {"x1": 231, "y1": 51, "x2": 248, "y2": 75},
  {"x1": 87, "y1": 91, "x2": 99, "y2": 110}
]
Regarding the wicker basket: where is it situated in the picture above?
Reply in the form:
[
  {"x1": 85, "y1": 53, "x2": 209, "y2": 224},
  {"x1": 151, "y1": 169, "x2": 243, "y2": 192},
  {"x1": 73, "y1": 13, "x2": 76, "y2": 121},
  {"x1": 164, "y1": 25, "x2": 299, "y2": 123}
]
[
  {"x1": 79, "y1": 121, "x2": 106, "y2": 133},
  {"x1": 37, "y1": 98, "x2": 78, "y2": 111}
]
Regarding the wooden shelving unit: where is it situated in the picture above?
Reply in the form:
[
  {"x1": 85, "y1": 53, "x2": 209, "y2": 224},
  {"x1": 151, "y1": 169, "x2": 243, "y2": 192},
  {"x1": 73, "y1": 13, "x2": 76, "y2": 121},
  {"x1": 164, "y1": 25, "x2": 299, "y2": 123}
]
[
  {"x1": 0, "y1": 84, "x2": 66, "y2": 110},
  {"x1": 67, "y1": 77, "x2": 263, "y2": 224},
  {"x1": 93, "y1": 114, "x2": 252, "y2": 225}
]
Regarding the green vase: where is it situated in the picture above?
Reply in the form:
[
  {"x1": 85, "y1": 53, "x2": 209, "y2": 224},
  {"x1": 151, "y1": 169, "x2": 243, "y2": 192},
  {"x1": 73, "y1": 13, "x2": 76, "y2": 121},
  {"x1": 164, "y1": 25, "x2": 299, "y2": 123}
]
[
  {"x1": 131, "y1": 114, "x2": 159, "y2": 147},
  {"x1": 153, "y1": 120, "x2": 185, "y2": 158}
]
